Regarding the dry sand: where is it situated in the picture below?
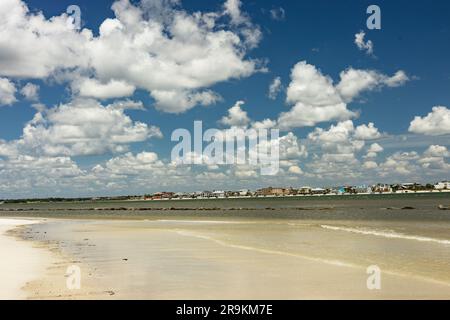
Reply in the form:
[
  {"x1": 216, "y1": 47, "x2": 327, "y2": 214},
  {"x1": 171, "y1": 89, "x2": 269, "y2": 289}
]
[{"x1": 0, "y1": 218, "x2": 54, "y2": 299}]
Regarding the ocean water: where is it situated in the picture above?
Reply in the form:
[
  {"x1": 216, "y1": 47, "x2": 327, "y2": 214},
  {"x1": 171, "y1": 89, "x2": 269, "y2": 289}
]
[
  {"x1": 1, "y1": 192, "x2": 450, "y2": 220},
  {"x1": 4, "y1": 193, "x2": 450, "y2": 298}
]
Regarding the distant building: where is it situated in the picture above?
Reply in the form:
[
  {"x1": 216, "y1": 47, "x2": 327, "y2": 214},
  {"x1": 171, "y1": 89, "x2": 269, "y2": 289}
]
[
  {"x1": 331, "y1": 186, "x2": 356, "y2": 195},
  {"x1": 435, "y1": 181, "x2": 450, "y2": 190},
  {"x1": 239, "y1": 189, "x2": 251, "y2": 196},
  {"x1": 372, "y1": 184, "x2": 392, "y2": 193},
  {"x1": 151, "y1": 192, "x2": 175, "y2": 200},
  {"x1": 173, "y1": 192, "x2": 191, "y2": 199},
  {"x1": 355, "y1": 185, "x2": 372, "y2": 194},
  {"x1": 212, "y1": 190, "x2": 225, "y2": 198},
  {"x1": 256, "y1": 187, "x2": 291, "y2": 196},
  {"x1": 286, "y1": 187, "x2": 297, "y2": 195},
  {"x1": 401, "y1": 183, "x2": 416, "y2": 191},
  {"x1": 256, "y1": 187, "x2": 273, "y2": 196},
  {"x1": 271, "y1": 188, "x2": 287, "y2": 196},
  {"x1": 336, "y1": 187, "x2": 346, "y2": 195},
  {"x1": 311, "y1": 188, "x2": 327, "y2": 195},
  {"x1": 298, "y1": 187, "x2": 312, "y2": 195},
  {"x1": 201, "y1": 191, "x2": 213, "y2": 198},
  {"x1": 399, "y1": 183, "x2": 426, "y2": 192},
  {"x1": 225, "y1": 191, "x2": 239, "y2": 197}
]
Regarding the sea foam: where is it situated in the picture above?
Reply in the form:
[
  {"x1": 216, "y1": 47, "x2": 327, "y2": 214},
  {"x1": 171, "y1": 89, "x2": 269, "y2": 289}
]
[{"x1": 321, "y1": 225, "x2": 450, "y2": 245}]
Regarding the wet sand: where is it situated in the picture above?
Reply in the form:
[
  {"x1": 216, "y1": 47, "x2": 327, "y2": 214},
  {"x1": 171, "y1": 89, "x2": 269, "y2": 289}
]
[
  {"x1": 16, "y1": 218, "x2": 450, "y2": 300},
  {"x1": 1, "y1": 193, "x2": 449, "y2": 299}
]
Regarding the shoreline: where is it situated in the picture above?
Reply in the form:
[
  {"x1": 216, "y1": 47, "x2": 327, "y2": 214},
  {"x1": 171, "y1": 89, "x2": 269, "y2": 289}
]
[
  {"x1": 0, "y1": 218, "x2": 54, "y2": 300},
  {"x1": 12, "y1": 217, "x2": 450, "y2": 299},
  {"x1": 127, "y1": 190, "x2": 450, "y2": 203},
  {"x1": 3, "y1": 218, "x2": 110, "y2": 300},
  {"x1": 2, "y1": 195, "x2": 450, "y2": 300}
]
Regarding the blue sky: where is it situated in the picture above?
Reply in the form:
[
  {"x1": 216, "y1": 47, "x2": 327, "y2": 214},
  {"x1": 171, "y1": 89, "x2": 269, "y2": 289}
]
[{"x1": 0, "y1": 0, "x2": 449, "y2": 198}]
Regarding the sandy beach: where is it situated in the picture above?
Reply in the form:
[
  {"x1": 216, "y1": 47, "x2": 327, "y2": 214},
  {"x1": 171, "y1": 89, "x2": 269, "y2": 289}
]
[
  {"x1": 1, "y1": 194, "x2": 450, "y2": 300},
  {"x1": 13, "y1": 217, "x2": 450, "y2": 300},
  {"x1": 0, "y1": 218, "x2": 54, "y2": 300}
]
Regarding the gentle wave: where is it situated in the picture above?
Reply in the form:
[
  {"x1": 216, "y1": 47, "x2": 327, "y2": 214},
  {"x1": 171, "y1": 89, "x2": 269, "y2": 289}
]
[
  {"x1": 321, "y1": 225, "x2": 450, "y2": 245},
  {"x1": 175, "y1": 229, "x2": 450, "y2": 288},
  {"x1": 175, "y1": 230, "x2": 355, "y2": 268}
]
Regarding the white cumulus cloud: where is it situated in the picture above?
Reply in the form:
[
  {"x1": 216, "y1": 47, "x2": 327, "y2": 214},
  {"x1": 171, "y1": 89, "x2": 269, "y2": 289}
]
[
  {"x1": 336, "y1": 69, "x2": 409, "y2": 103},
  {"x1": 0, "y1": 98, "x2": 162, "y2": 157},
  {"x1": 409, "y1": 106, "x2": 450, "y2": 136},
  {"x1": 277, "y1": 61, "x2": 408, "y2": 129},
  {"x1": 0, "y1": 0, "x2": 263, "y2": 113},
  {"x1": 0, "y1": 77, "x2": 17, "y2": 106},
  {"x1": 354, "y1": 123, "x2": 382, "y2": 140},
  {"x1": 220, "y1": 100, "x2": 250, "y2": 127}
]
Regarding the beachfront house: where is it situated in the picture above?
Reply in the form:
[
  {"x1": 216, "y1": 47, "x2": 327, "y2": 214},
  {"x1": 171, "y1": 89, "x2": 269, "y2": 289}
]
[
  {"x1": 270, "y1": 188, "x2": 287, "y2": 196},
  {"x1": 256, "y1": 187, "x2": 274, "y2": 196},
  {"x1": 239, "y1": 189, "x2": 251, "y2": 196},
  {"x1": 151, "y1": 192, "x2": 175, "y2": 200},
  {"x1": 311, "y1": 188, "x2": 327, "y2": 195},
  {"x1": 399, "y1": 183, "x2": 426, "y2": 192},
  {"x1": 355, "y1": 185, "x2": 372, "y2": 194},
  {"x1": 336, "y1": 187, "x2": 346, "y2": 195},
  {"x1": 372, "y1": 184, "x2": 392, "y2": 193},
  {"x1": 435, "y1": 181, "x2": 450, "y2": 190},
  {"x1": 212, "y1": 190, "x2": 226, "y2": 198},
  {"x1": 225, "y1": 191, "x2": 239, "y2": 197},
  {"x1": 201, "y1": 191, "x2": 213, "y2": 198},
  {"x1": 192, "y1": 191, "x2": 203, "y2": 198},
  {"x1": 173, "y1": 192, "x2": 193, "y2": 199},
  {"x1": 332, "y1": 186, "x2": 357, "y2": 195},
  {"x1": 256, "y1": 187, "x2": 291, "y2": 197},
  {"x1": 298, "y1": 187, "x2": 312, "y2": 195}
]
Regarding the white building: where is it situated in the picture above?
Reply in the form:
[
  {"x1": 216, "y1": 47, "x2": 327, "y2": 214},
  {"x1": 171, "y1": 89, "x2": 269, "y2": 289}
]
[
  {"x1": 435, "y1": 181, "x2": 450, "y2": 190},
  {"x1": 311, "y1": 188, "x2": 327, "y2": 195},
  {"x1": 372, "y1": 184, "x2": 392, "y2": 193},
  {"x1": 299, "y1": 186, "x2": 312, "y2": 195},
  {"x1": 239, "y1": 189, "x2": 250, "y2": 196},
  {"x1": 212, "y1": 190, "x2": 226, "y2": 198},
  {"x1": 355, "y1": 185, "x2": 372, "y2": 194}
]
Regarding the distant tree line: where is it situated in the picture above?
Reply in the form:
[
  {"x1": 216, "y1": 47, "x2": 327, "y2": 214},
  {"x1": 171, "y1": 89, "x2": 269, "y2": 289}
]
[{"x1": 0, "y1": 197, "x2": 93, "y2": 204}]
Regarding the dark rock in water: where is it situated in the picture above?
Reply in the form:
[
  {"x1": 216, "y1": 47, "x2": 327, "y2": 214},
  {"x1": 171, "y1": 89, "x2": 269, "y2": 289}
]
[{"x1": 384, "y1": 206, "x2": 414, "y2": 210}]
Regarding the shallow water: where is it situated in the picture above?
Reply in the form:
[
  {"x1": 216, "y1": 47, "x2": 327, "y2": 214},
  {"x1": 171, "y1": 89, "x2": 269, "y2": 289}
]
[
  {"x1": 6, "y1": 193, "x2": 450, "y2": 299},
  {"x1": 2, "y1": 193, "x2": 450, "y2": 221}
]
